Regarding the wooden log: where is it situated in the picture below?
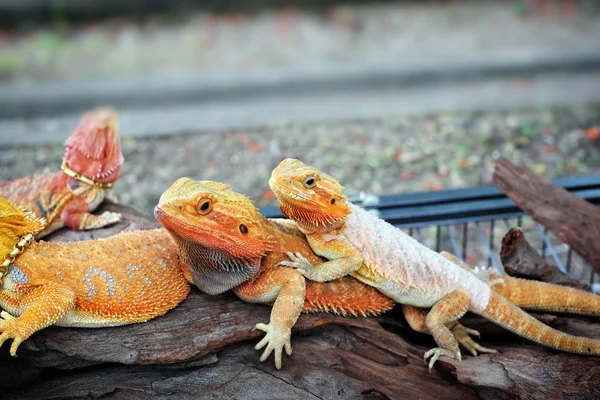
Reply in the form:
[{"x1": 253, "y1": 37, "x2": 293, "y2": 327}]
[
  {"x1": 2, "y1": 203, "x2": 600, "y2": 399},
  {"x1": 493, "y1": 157, "x2": 600, "y2": 276},
  {"x1": 500, "y1": 227, "x2": 590, "y2": 290}
]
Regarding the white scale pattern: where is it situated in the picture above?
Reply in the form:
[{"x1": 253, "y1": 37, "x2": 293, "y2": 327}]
[{"x1": 344, "y1": 203, "x2": 491, "y2": 312}]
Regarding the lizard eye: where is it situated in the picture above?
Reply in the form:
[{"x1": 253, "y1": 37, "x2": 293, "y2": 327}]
[
  {"x1": 196, "y1": 198, "x2": 212, "y2": 215},
  {"x1": 239, "y1": 224, "x2": 248, "y2": 235},
  {"x1": 303, "y1": 175, "x2": 316, "y2": 189}
]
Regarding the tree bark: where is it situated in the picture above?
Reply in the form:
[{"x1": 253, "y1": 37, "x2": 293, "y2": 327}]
[
  {"x1": 500, "y1": 227, "x2": 589, "y2": 291},
  {"x1": 2, "y1": 203, "x2": 599, "y2": 399},
  {"x1": 493, "y1": 157, "x2": 600, "y2": 276}
]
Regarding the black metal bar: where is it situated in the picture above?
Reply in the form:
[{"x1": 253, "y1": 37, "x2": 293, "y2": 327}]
[
  {"x1": 416, "y1": 227, "x2": 426, "y2": 244},
  {"x1": 489, "y1": 219, "x2": 495, "y2": 262},
  {"x1": 475, "y1": 222, "x2": 503, "y2": 273},
  {"x1": 535, "y1": 222, "x2": 567, "y2": 273},
  {"x1": 445, "y1": 225, "x2": 463, "y2": 260},
  {"x1": 435, "y1": 225, "x2": 441, "y2": 252},
  {"x1": 462, "y1": 223, "x2": 468, "y2": 262},
  {"x1": 566, "y1": 247, "x2": 573, "y2": 272}
]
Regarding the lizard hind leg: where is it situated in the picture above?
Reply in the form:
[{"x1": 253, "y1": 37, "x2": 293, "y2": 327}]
[
  {"x1": 403, "y1": 305, "x2": 497, "y2": 357},
  {"x1": 0, "y1": 283, "x2": 76, "y2": 355},
  {"x1": 424, "y1": 290, "x2": 471, "y2": 370}
]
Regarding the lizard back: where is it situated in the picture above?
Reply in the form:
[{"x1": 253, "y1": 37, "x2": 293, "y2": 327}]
[
  {"x1": 2, "y1": 228, "x2": 190, "y2": 326},
  {"x1": 344, "y1": 203, "x2": 491, "y2": 311}
]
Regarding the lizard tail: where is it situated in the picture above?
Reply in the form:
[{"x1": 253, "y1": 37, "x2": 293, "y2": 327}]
[
  {"x1": 480, "y1": 292, "x2": 600, "y2": 355},
  {"x1": 493, "y1": 276, "x2": 600, "y2": 317}
]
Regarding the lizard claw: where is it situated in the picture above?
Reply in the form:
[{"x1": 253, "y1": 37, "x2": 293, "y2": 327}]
[
  {"x1": 423, "y1": 347, "x2": 461, "y2": 371},
  {"x1": 451, "y1": 323, "x2": 498, "y2": 356},
  {"x1": 0, "y1": 311, "x2": 24, "y2": 356},
  {"x1": 253, "y1": 322, "x2": 292, "y2": 370},
  {"x1": 278, "y1": 252, "x2": 314, "y2": 273}
]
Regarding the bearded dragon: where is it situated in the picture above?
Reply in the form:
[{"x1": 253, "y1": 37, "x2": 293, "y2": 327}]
[
  {"x1": 269, "y1": 158, "x2": 600, "y2": 369},
  {"x1": 154, "y1": 178, "x2": 397, "y2": 369},
  {"x1": 0, "y1": 196, "x2": 190, "y2": 355},
  {"x1": 0, "y1": 107, "x2": 123, "y2": 237}
]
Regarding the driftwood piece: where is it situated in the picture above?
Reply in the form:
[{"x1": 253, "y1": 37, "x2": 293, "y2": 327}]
[
  {"x1": 500, "y1": 227, "x2": 590, "y2": 290},
  {"x1": 2, "y1": 203, "x2": 600, "y2": 399},
  {"x1": 493, "y1": 157, "x2": 600, "y2": 276}
]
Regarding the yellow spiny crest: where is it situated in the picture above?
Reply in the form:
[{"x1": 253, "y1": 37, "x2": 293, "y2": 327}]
[{"x1": 0, "y1": 196, "x2": 45, "y2": 257}]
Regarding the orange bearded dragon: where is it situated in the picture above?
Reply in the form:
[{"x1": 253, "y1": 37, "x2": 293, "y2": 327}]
[
  {"x1": 0, "y1": 107, "x2": 123, "y2": 237},
  {"x1": 0, "y1": 196, "x2": 190, "y2": 356},
  {"x1": 154, "y1": 178, "x2": 600, "y2": 369},
  {"x1": 154, "y1": 178, "x2": 397, "y2": 369},
  {"x1": 269, "y1": 158, "x2": 600, "y2": 369}
]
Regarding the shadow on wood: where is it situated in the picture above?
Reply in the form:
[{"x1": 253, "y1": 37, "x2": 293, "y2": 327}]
[{"x1": 1, "y1": 203, "x2": 599, "y2": 399}]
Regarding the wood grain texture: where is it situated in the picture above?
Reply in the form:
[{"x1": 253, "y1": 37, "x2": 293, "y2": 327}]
[
  {"x1": 500, "y1": 227, "x2": 590, "y2": 290},
  {"x1": 2, "y1": 203, "x2": 599, "y2": 399},
  {"x1": 493, "y1": 157, "x2": 600, "y2": 275}
]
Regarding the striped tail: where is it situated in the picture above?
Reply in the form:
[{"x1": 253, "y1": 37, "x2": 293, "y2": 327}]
[
  {"x1": 492, "y1": 276, "x2": 600, "y2": 317},
  {"x1": 480, "y1": 292, "x2": 600, "y2": 355}
]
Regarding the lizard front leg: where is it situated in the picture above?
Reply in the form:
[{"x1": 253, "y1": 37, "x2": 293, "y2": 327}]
[
  {"x1": 279, "y1": 233, "x2": 363, "y2": 282},
  {"x1": 233, "y1": 267, "x2": 306, "y2": 369},
  {"x1": 61, "y1": 196, "x2": 121, "y2": 230},
  {"x1": 403, "y1": 305, "x2": 497, "y2": 356},
  {"x1": 0, "y1": 283, "x2": 76, "y2": 355},
  {"x1": 424, "y1": 290, "x2": 471, "y2": 370}
]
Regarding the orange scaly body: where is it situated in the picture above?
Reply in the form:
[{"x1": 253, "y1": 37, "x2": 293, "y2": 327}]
[{"x1": 0, "y1": 196, "x2": 190, "y2": 355}]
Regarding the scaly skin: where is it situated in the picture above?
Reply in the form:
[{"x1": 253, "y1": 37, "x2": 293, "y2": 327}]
[
  {"x1": 154, "y1": 178, "x2": 396, "y2": 369},
  {"x1": 0, "y1": 196, "x2": 190, "y2": 355},
  {"x1": 0, "y1": 107, "x2": 123, "y2": 237},
  {"x1": 269, "y1": 158, "x2": 600, "y2": 368}
]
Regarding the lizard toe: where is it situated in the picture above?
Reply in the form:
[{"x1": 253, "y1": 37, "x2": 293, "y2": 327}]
[
  {"x1": 424, "y1": 348, "x2": 461, "y2": 371},
  {"x1": 252, "y1": 321, "x2": 292, "y2": 369}
]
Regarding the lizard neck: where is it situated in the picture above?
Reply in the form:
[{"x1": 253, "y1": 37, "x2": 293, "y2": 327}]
[
  {"x1": 168, "y1": 230, "x2": 261, "y2": 295},
  {"x1": 294, "y1": 216, "x2": 346, "y2": 235}
]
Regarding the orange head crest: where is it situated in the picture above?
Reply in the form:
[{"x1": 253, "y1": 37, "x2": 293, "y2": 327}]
[
  {"x1": 0, "y1": 197, "x2": 44, "y2": 258},
  {"x1": 269, "y1": 158, "x2": 350, "y2": 231},
  {"x1": 155, "y1": 178, "x2": 276, "y2": 294},
  {"x1": 155, "y1": 178, "x2": 275, "y2": 261}
]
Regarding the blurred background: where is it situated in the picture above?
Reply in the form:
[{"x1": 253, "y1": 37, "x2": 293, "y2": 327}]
[{"x1": 1, "y1": 0, "x2": 600, "y2": 216}]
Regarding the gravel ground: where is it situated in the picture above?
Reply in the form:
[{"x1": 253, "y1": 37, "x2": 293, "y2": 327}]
[{"x1": 2, "y1": 104, "x2": 600, "y2": 214}]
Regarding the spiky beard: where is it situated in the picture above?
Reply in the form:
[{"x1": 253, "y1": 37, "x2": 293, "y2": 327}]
[
  {"x1": 167, "y1": 229, "x2": 261, "y2": 295},
  {"x1": 279, "y1": 200, "x2": 348, "y2": 231}
]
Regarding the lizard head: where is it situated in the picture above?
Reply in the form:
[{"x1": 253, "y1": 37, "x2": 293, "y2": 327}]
[
  {"x1": 0, "y1": 197, "x2": 45, "y2": 260},
  {"x1": 269, "y1": 158, "x2": 350, "y2": 231},
  {"x1": 155, "y1": 178, "x2": 275, "y2": 294},
  {"x1": 63, "y1": 107, "x2": 123, "y2": 185}
]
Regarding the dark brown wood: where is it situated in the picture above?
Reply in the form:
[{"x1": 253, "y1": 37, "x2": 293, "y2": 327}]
[
  {"x1": 493, "y1": 157, "x2": 600, "y2": 276},
  {"x1": 500, "y1": 227, "x2": 589, "y2": 290},
  {"x1": 2, "y1": 203, "x2": 600, "y2": 399}
]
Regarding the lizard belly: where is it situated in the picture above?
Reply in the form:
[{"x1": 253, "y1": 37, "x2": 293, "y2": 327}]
[{"x1": 345, "y1": 204, "x2": 491, "y2": 312}]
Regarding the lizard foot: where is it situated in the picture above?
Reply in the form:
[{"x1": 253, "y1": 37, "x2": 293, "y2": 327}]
[
  {"x1": 0, "y1": 311, "x2": 25, "y2": 356},
  {"x1": 472, "y1": 266, "x2": 504, "y2": 287},
  {"x1": 424, "y1": 347, "x2": 461, "y2": 371},
  {"x1": 452, "y1": 324, "x2": 498, "y2": 356},
  {"x1": 95, "y1": 211, "x2": 122, "y2": 228},
  {"x1": 278, "y1": 252, "x2": 315, "y2": 275},
  {"x1": 82, "y1": 211, "x2": 122, "y2": 230},
  {"x1": 253, "y1": 322, "x2": 292, "y2": 370}
]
